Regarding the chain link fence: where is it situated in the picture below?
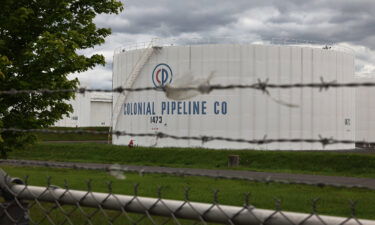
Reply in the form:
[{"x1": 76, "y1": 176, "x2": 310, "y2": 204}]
[
  {"x1": 1, "y1": 169, "x2": 375, "y2": 225},
  {"x1": 1, "y1": 48, "x2": 375, "y2": 224}
]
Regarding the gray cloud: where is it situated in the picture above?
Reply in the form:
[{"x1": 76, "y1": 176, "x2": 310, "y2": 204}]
[
  {"x1": 98, "y1": 0, "x2": 246, "y2": 36},
  {"x1": 77, "y1": 0, "x2": 375, "y2": 88},
  {"x1": 104, "y1": 0, "x2": 375, "y2": 46}
]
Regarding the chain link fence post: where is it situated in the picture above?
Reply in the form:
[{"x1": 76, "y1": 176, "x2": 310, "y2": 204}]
[{"x1": 0, "y1": 170, "x2": 29, "y2": 225}]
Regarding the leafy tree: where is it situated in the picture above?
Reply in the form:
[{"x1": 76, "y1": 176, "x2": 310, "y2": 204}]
[{"x1": 0, "y1": 0, "x2": 123, "y2": 158}]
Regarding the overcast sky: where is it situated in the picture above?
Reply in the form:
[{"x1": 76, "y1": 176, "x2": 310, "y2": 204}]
[{"x1": 71, "y1": 0, "x2": 375, "y2": 89}]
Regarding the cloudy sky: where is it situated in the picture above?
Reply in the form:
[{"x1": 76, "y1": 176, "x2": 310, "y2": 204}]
[{"x1": 71, "y1": 0, "x2": 375, "y2": 89}]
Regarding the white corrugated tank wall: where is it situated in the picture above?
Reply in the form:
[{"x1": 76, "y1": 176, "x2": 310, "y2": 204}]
[
  {"x1": 355, "y1": 77, "x2": 375, "y2": 146},
  {"x1": 113, "y1": 44, "x2": 355, "y2": 150},
  {"x1": 90, "y1": 101, "x2": 112, "y2": 127},
  {"x1": 54, "y1": 93, "x2": 91, "y2": 127}
]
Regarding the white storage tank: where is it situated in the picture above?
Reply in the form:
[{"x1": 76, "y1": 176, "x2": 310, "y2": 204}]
[
  {"x1": 54, "y1": 92, "x2": 112, "y2": 127},
  {"x1": 355, "y1": 76, "x2": 375, "y2": 148},
  {"x1": 112, "y1": 43, "x2": 355, "y2": 150},
  {"x1": 54, "y1": 93, "x2": 91, "y2": 127},
  {"x1": 90, "y1": 93, "x2": 112, "y2": 127}
]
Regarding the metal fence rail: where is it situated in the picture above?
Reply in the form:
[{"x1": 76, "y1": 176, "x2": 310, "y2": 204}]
[{"x1": 1, "y1": 169, "x2": 375, "y2": 225}]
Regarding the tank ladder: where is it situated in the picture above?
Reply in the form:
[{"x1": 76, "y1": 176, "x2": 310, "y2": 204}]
[{"x1": 110, "y1": 41, "x2": 161, "y2": 138}]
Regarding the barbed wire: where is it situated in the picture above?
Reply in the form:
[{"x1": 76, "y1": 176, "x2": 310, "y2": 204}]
[
  {"x1": 0, "y1": 127, "x2": 373, "y2": 148},
  {"x1": 1, "y1": 78, "x2": 375, "y2": 96}
]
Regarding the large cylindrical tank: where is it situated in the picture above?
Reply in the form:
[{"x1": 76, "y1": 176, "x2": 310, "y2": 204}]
[
  {"x1": 112, "y1": 43, "x2": 355, "y2": 150},
  {"x1": 355, "y1": 77, "x2": 375, "y2": 148},
  {"x1": 54, "y1": 93, "x2": 91, "y2": 127}
]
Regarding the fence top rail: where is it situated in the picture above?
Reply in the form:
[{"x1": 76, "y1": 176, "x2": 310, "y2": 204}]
[{"x1": 0, "y1": 169, "x2": 374, "y2": 225}]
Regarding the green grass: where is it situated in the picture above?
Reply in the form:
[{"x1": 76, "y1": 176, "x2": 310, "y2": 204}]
[
  {"x1": 35, "y1": 127, "x2": 110, "y2": 141},
  {"x1": 1, "y1": 166, "x2": 375, "y2": 221},
  {"x1": 8, "y1": 142, "x2": 375, "y2": 178}
]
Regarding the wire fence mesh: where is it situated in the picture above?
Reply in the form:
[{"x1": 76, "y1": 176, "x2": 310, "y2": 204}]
[{"x1": 1, "y1": 169, "x2": 375, "y2": 225}]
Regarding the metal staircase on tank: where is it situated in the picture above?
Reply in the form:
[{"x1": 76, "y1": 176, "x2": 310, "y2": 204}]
[{"x1": 109, "y1": 41, "x2": 162, "y2": 141}]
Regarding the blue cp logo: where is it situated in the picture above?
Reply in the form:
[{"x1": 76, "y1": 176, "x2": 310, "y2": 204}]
[{"x1": 152, "y1": 63, "x2": 173, "y2": 88}]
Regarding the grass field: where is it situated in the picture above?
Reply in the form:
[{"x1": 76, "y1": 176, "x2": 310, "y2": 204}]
[
  {"x1": 8, "y1": 142, "x2": 375, "y2": 178},
  {"x1": 8, "y1": 131, "x2": 375, "y2": 222},
  {"x1": 35, "y1": 127, "x2": 110, "y2": 141},
  {"x1": 2, "y1": 165, "x2": 375, "y2": 220}
]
